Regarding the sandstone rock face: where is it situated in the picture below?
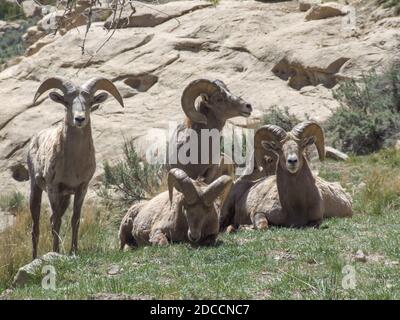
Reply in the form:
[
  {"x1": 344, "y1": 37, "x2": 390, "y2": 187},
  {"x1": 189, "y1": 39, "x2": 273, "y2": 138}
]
[
  {"x1": 305, "y1": 2, "x2": 347, "y2": 21},
  {"x1": 0, "y1": 0, "x2": 398, "y2": 201}
]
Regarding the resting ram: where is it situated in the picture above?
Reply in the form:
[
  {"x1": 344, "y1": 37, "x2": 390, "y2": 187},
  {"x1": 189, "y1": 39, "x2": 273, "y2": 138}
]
[
  {"x1": 119, "y1": 168, "x2": 232, "y2": 249},
  {"x1": 220, "y1": 121, "x2": 353, "y2": 230},
  {"x1": 167, "y1": 79, "x2": 252, "y2": 183},
  {"x1": 28, "y1": 77, "x2": 124, "y2": 259}
]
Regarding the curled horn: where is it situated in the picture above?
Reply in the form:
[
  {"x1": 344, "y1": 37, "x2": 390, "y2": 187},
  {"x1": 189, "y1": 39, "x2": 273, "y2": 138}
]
[
  {"x1": 33, "y1": 77, "x2": 75, "y2": 104},
  {"x1": 167, "y1": 168, "x2": 198, "y2": 205},
  {"x1": 254, "y1": 125, "x2": 287, "y2": 169},
  {"x1": 81, "y1": 77, "x2": 124, "y2": 108},
  {"x1": 181, "y1": 79, "x2": 220, "y2": 125},
  {"x1": 291, "y1": 121, "x2": 325, "y2": 161},
  {"x1": 201, "y1": 175, "x2": 233, "y2": 206}
]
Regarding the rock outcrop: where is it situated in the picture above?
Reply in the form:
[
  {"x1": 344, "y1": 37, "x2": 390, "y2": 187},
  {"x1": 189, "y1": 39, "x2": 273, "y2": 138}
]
[{"x1": 0, "y1": 0, "x2": 398, "y2": 199}]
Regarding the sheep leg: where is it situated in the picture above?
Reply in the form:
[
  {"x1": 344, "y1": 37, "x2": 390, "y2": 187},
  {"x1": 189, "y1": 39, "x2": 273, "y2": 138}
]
[
  {"x1": 149, "y1": 230, "x2": 169, "y2": 246},
  {"x1": 70, "y1": 185, "x2": 88, "y2": 255},
  {"x1": 30, "y1": 182, "x2": 43, "y2": 260},
  {"x1": 49, "y1": 191, "x2": 70, "y2": 253},
  {"x1": 252, "y1": 212, "x2": 269, "y2": 230}
]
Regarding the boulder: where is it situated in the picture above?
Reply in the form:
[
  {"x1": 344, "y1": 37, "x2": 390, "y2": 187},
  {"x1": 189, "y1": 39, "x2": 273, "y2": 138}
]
[
  {"x1": 299, "y1": 0, "x2": 321, "y2": 12},
  {"x1": 22, "y1": 0, "x2": 43, "y2": 18},
  {"x1": 12, "y1": 252, "x2": 68, "y2": 288},
  {"x1": 325, "y1": 146, "x2": 349, "y2": 161},
  {"x1": 305, "y1": 2, "x2": 347, "y2": 21}
]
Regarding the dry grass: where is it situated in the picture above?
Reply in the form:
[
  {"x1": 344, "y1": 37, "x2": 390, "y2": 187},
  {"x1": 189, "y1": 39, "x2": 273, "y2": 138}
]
[{"x1": 0, "y1": 200, "x2": 115, "y2": 291}]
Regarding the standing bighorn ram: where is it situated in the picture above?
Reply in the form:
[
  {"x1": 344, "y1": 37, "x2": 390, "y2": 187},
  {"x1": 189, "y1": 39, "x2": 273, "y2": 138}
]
[
  {"x1": 119, "y1": 168, "x2": 232, "y2": 249},
  {"x1": 220, "y1": 121, "x2": 353, "y2": 230},
  {"x1": 28, "y1": 77, "x2": 124, "y2": 259},
  {"x1": 168, "y1": 79, "x2": 252, "y2": 183}
]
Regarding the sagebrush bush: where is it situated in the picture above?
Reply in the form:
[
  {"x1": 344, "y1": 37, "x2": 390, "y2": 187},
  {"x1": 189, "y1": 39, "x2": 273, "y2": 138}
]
[
  {"x1": 99, "y1": 139, "x2": 167, "y2": 208},
  {"x1": 326, "y1": 65, "x2": 400, "y2": 155},
  {"x1": 0, "y1": 18, "x2": 38, "y2": 65},
  {"x1": 377, "y1": 0, "x2": 400, "y2": 15},
  {"x1": 0, "y1": 191, "x2": 26, "y2": 214},
  {"x1": 262, "y1": 106, "x2": 303, "y2": 131},
  {"x1": 0, "y1": 2, "x2": 25, "y2": 21}
]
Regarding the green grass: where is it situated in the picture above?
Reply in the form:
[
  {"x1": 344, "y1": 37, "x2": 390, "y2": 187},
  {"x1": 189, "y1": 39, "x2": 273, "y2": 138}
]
[{"x1": 2, "y1": 149, "x2": 400, "y2": 299}]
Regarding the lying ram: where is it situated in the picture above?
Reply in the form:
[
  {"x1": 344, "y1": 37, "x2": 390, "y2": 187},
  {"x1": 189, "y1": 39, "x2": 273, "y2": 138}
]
[
  {"x1": 220, "y1": 121, "x2": 353, "y2": 230},
  {"x1": 119, "y1": 168, "x2": 232, "y2": 249},
  {"x1": 28, "y1": 77, "x2": 124, "y2": 259}
]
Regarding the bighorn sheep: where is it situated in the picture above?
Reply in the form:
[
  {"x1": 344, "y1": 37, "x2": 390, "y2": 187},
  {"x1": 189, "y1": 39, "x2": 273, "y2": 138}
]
[
  {"x1": 119, "y1": 168, "x2": 232, "y2": 249},
  {"x1": 28, "y1": 77, "x2": 124, "y2": 259},
  {"x1": 220, "y1": 121, "x2": 353, "y2": 230},
  {"x1": 168, "y1": 79, "x2": 252, "y2": 183}
]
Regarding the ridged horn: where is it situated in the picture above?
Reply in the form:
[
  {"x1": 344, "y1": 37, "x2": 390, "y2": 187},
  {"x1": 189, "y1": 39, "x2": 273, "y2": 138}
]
[
  {"x1": 167, "y1": 168, "x2": 198, "y2": 205},
  {"x1": 181, "y1": 79, "x2": 220, "y2": 125},
  {"x1": 81, "y1": 77, "x2": 124, "y2": 108},
  {"x1": 254, "y1": 125, "x2": 287, "y2": 168},
  {"x1": 201, "y1": 175, "x2": 233, "y2": 206},
  {"x1": 33, "y1": 77, "x2": 75, "y2": 104},
  {"x1": 291, "y1": 121, "x2": 325, "y2": 161}
]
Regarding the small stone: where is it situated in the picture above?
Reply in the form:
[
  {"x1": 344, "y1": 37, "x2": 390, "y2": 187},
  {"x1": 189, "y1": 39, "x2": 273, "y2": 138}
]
[
  {"x1": 354, "y1": 249, "x2": 367, "y2": 262},
  {"x1": 107, "y1": 265, "x2": 121, "y2": 275}
]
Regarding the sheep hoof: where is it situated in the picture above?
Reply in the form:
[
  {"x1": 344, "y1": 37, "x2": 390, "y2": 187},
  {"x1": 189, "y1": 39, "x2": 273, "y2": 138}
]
[
  {"x1": 256, "y1": 220, "x2": 269, "y2": 230},
  {"x1": 226, "y1": 225, "x2": 237, "y2": 234}
]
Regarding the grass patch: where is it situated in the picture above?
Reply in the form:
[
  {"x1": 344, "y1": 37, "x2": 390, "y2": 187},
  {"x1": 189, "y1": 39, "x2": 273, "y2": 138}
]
[{"x1": 1, "y1": 149, "x2": 400, "y2": 299}]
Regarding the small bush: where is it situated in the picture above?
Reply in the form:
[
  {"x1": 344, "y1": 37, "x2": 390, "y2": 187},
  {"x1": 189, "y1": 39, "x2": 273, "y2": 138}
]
[
  {"x1": 0, "y1": 191, "x2": 26, "y2": 215},
  {"x1": 262, "y1": 106, "x2": 303, "y2": 131},
  {"x1": 0, "y1": 18, "x2": 38, "y2": 65},
  {"x1": 99, "y1": 139, "x2": 167, "y2": 208},
  {"x1": 326, "y1": 64, "x2": 400, "y2": 155},
  {"x1": 377, "y1": 0, "x2": 400, "y2": 15},
  {"x1": 0, "y1": 2, "x2": 25, "y2": 21}
]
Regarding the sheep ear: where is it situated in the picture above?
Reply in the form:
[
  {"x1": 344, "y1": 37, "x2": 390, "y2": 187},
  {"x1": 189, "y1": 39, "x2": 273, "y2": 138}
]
[
  {"x1": 93, "y1": 92, "x2": 108, "y2": 105},
  {"x1": 49, "y1": 92, "x2": 65, "y2": 105}
]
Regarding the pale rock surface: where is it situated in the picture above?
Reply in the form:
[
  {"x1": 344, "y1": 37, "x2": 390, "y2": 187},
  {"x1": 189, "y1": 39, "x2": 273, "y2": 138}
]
[{"x1": 0, "y1": 0, "x2": 398, "y2": 204}]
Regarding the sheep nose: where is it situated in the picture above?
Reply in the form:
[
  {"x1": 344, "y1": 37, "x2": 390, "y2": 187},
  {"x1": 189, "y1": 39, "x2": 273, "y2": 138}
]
[
  {"x1": 188, "y1": 231, "x2": 200, "y2": 243},
  {"x1": 245, "y1": 103, "x2": 252, "y2": 111},
  {"x1": 75, "y1": 116, "x2": 85, "y2": 124},
  {"x1": 288, "y1": 157, "x2": 298, "y2": 165}
]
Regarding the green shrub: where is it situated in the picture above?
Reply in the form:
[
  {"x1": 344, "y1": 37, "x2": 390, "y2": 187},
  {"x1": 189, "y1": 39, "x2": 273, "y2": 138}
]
[
  {"x1": 0, "y1": 191, "x2": 26, "y2": 214},
  {"x1": 262, "y1": 106, "x2": 303, "y2": 131},
  {"x1": 0, "y1": 17, "x2": 39, "y2": 65},
  {"x1": 326, "y1": 64, "x2": 400, "y2": 155},
  {"x1": 377, "y1": 0, "x2": 400, "y2": 15},
  {"x1": 99, "y1": 139, "x2": 166, "y2": 208},
  {"x1": 0, "y1": 2, "x2": 25, "y2": 21}
]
